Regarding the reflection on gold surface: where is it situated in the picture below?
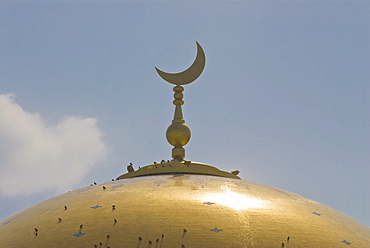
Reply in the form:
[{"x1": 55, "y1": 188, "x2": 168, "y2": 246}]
[
  {"x1": 200, "y1": 188, "x2": 266, "y2": 210},
  {"x1": 1, "y1": 175, "x2": 369, "y2": 247}
]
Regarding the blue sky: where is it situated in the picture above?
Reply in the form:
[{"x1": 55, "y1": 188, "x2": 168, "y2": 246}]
[{"x1": 0, "y1": 1, "x2": 369, "y2": 227}]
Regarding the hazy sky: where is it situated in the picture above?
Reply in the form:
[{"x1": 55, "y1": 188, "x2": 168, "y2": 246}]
[{"x1": 0, "y1": 1, "x2": 369, "y2": 227}]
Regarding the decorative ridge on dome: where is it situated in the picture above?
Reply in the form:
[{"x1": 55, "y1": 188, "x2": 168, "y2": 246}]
[{"x1": 116, "y1": 160, "x2": 240, "y2": 179}]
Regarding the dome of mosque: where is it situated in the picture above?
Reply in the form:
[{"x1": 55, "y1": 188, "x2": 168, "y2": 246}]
[
  {"x1": 1, "y1": 42, "x2": 369, "y2": 247},
  {"x1": 1, "y1": 162, "x2": 370, "y2": 247}
]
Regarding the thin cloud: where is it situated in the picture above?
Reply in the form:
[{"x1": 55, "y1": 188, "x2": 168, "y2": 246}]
[{"x1": 0, "y1": 94, "x2": 109, "y2": 197}]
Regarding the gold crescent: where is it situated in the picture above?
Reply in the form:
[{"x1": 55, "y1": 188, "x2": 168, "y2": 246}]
[{"x1": 155, "y1": 42, "x2": 206, "y2": 85}]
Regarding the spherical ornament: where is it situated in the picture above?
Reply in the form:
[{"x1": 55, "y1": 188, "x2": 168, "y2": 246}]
[{"x1": 166, "y1": 123, "x2": 191, "y2": 147}]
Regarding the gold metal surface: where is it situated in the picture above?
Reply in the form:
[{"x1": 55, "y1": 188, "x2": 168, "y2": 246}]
[
  {"x1": 166, "y1": 85, "x2": 191, "y2": 160},
  {"x1": 155, "y1": 42, "x2": 206, "y2": 85},
  {"x1": 1, "y1": 174, "x2": 369, "y2": 247},
  {"x1": 117, "y1": 160, "x2": 241, "y2": 179},
  {"x1": 157, "y1": 42, "x2": 206, "y2": 160}
]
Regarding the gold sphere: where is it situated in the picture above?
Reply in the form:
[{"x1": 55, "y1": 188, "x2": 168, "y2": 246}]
[{"x1": 166, "y1": 123, "x2": 191, "y2": 147}]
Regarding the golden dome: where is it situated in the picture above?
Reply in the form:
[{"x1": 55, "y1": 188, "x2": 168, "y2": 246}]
[
  {"x1": 1, "y1": 169, "x2": 369, "y2": 247},
  {"x1": 1, "y1": 42, "x2": 369, "y2": 247}
]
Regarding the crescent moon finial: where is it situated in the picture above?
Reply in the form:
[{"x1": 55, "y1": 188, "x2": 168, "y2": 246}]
[
  {"x1": 155, "y1": 41, "x2": 206, "y2": 85},
  {"x1": 156, "y1": 42, "x2": 206, "y2": 160}
]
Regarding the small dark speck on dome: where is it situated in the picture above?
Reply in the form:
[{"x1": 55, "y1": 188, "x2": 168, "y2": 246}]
[
  {"x1": 342, "y1": 240, "x2": 352, "y2": 245},
  {"x1": 73, "y1": 232, "x2": 85, "y2": 237}
]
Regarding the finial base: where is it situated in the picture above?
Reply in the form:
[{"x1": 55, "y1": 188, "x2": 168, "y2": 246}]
[{"x1": 172, "y1": 147, "x2": 185, "y2": 160}]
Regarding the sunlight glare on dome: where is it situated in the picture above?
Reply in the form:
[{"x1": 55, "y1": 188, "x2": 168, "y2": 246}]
[{"x1": 200, "y1": 187, "x2": 267, "y2": 211}]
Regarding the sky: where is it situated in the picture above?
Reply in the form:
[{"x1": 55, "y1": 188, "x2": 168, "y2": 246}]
[{"x1": 0, "y1": 1, "x2": 369, "y2": 227}]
